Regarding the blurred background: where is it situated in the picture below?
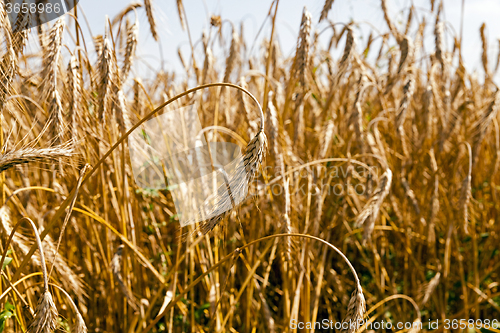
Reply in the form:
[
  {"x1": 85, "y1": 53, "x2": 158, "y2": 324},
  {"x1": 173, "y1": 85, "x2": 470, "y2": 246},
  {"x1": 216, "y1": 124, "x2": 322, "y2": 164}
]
[{"x1": 75, "y1": 0, "x2": 500, "y2": 82}]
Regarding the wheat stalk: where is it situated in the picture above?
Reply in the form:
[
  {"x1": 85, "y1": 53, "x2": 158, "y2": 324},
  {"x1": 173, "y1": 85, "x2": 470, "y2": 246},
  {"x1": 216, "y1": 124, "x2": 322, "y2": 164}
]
[
  {"x1": 404, "y1": 6, "x2": 413, "y2": 35},
  {"x1": 458, "y1": 142, "x2": 472, "y2": 234},
  {"x1": 294, "y1": 104, "x2": 305, "y2": 147},
  {"x1": 428, "y1": 149, "x2": 439, "y2": 249},
  {"x1": 265, "y1": 92, "x2": 284, "y2": 172},
  {"x1": 111, "y1": 2, "x2": 142, "y2": 26},
  {"x1": 281, "y1": 177, "x2": 293, "y2": 264},
  {"x1": 2, "y1": 1, "x2": 500, "y2": 329},
  {"x1": 42, "y1": 18, "x2": 64, "y2": 85}
]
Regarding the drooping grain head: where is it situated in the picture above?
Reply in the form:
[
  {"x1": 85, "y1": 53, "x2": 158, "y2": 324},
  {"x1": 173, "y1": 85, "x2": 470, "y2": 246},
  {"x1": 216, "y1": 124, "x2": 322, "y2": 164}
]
[
  {"x1": 244, "y1": 131, "x2": 268, "y2": 181},
  {"x1": 341, "y1": 282, "x2": 366, "y2": 333},
  {"x1": 26, "y1": 291, "x2": 58, "y2": 333},
  {"x1": 0, "y1": 145, "x2": 73, "y2": 173},
  {"x1": 187, "y1": 131, "x2": 268, "y2": 237},
  {"x1": 74, "y1": 313, "x2": 88, "y2": 333}
]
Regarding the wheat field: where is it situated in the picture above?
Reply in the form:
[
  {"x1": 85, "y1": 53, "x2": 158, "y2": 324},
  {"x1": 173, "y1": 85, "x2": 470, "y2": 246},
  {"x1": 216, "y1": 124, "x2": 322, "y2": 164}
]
[{"x1": 0, "y1": 0, "x2": 499, "y2": 332}]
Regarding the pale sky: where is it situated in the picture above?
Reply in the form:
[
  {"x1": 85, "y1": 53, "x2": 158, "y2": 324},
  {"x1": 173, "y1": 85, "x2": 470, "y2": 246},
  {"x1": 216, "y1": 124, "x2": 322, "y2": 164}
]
[{"x1": 73, "y1": 0, "x2": 500, "y2": 82}]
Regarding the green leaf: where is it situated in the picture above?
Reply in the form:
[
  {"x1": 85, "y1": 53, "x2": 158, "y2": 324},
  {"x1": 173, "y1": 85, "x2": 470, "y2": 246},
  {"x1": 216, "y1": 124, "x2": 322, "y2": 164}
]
[
  {"x1": 0, "y1": 301, "x2": 16, "y2": 333},
  {"x1": 4, "y1": 303, "x2": 14, "y2": 313},
  {"x1": 1, "y1": 257, "x2": 12, "y2": 271}
]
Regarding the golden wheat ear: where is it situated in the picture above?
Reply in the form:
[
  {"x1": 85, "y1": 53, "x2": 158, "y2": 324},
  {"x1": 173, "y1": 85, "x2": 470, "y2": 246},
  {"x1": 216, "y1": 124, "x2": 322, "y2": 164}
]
[
  {"x1": 27, "y1": 291, "x2": 58, "y2": 333},
  {"x1": 0, "y1": 144, "x2": 74, "y2": 173},
  {"x1": 186, "y1": 130, "x2": 268, "y2": 239},
  {"x1": 340, "y1": 281, "x2": 366, "y2": 333}
]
